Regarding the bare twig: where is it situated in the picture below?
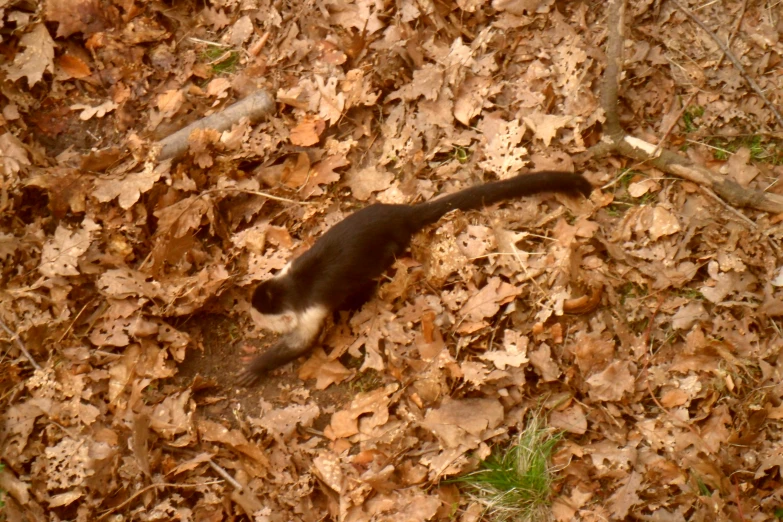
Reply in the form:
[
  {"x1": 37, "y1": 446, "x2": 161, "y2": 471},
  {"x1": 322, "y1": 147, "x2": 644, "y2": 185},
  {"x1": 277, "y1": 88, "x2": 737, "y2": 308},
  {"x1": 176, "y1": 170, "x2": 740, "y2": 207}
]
[
  {"x1": 208, "y1": 460, "x2": 243, "y2": 490},
  {"x1": 713, "y1": 0, "x2": 747, "y2": 70},
  {"x1": 98, "y1": 480, "x2": 223, "y2": 519},
  {"x1": 699, "y1": 186, "x2": 757, "y2": 229},
  {"x1": 653, "y1": 91, "x2": 697, "y2": 157},
  {"x1": 0, "y1": 318, "x2": 42, "y2": 371},
  {"x1": 575, "y1": 0, "x2": 783, "y2": 213},
  {"x1": 671, "y1": 0, "x2": 783, "y2": 128},
  {"x1": 201, "y1": 187, "x2": 312, "y2": 205},
  {"x1": 602, "y1": 0, "x2": 625, "y2": 140}
]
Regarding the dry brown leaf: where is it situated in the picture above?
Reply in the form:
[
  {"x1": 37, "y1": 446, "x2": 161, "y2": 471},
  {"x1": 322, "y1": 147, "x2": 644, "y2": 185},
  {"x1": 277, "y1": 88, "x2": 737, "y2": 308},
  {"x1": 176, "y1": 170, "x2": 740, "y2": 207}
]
[
  {"x1": 57, "y1": 54, "x2": 91, "y2": 79},
  {"x1": 4, "y1": 24, "x2": 55, "y2": 86},
  {"x1": 290, "y1": 114, "x2": 326, "y2": 147},
  {"x1": 93, "y1": 160, "x2": 171, "y2": 209},
  {"x1": 421, "y1": 397, "x2": 504, "y2": 449},
  {"x1": 459, "y1": 277, "x2": 520, "y2": 322},
  {"x1": 345, "y1": 166, "x2": 395, "y2": 201},
  {"x1": 586, "y1": 361, "x2": 635, "y2": 402},
  {"x1": 39, "y1": 219, "x2": 99, "y2": 277}
]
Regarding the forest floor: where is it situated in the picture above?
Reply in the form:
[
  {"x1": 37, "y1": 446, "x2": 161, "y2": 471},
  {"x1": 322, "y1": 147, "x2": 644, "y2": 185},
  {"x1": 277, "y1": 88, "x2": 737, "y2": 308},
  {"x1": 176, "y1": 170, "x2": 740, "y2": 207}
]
[{"x1": 2, "y1": 0, "x2": 783, "y2": 520}]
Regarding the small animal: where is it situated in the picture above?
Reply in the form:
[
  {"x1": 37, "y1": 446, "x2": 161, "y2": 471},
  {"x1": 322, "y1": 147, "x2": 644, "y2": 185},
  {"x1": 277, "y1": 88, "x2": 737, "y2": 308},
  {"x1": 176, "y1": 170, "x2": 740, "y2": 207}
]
[{"x1": 238, "y1": 170, "x2": 592, "y2": 385}]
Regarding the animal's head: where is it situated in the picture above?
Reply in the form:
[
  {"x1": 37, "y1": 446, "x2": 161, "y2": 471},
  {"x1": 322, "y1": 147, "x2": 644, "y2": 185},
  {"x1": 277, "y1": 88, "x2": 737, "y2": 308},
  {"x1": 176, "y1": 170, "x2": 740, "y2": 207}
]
[{"x1": 251, "y1": 278, "x2": 289, "y2": 314}]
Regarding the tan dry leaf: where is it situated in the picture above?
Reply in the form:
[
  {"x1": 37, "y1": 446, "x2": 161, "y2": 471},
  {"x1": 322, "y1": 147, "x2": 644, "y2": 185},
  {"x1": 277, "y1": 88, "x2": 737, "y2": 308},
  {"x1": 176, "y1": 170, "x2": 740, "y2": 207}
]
[
  {"x1": 573, "y1": 334, "x2": 614, "y2": 374},
  {"x1": 429, "y1": 222, "x2": 470, "y2": 286},
  {"x1": 48, "y1": 490, "x2": 83, "y2": 508},
  {"x1": 290, "y1": 115, "x2": 326, "y2": 147},
  {"x1": 326, "y1": 383, "x2": 399, "y2": 439},
  {"x1": 454, "y1": 75, "x2": 494, "y2": 125},
  {"x1": 0, "y1": 233, "x2": 20, "y2": 260},
  {"x1": 329, "y1": 0, "x2": 385, "y2": 32},
  {"x1": 724, "y1": 147, "x2": 760, "y2": 187},
  {"x1": 157, "y1": 264, "x2": 231, "y2": 316},
  {"x1": 627, "y1": 178, "x2": 660, "y2": 197},
  {"x1": 299, "y1": 348, "x2": 353, "y2": 389},
  {"x1": 188, "y1": 127, "x2": 222, "y2": 168},
  {"x1": 342, "y1": 69, "x2": 380, "y2": 108},
  {"x1": 153, "y1": 195, "x2": 210, "y2": 239},
  {"x1": 522, "y1": 113, "x2": 573, "y2": 148},
  {"x1": 0, "y1": 466, "x2": 31, "y2": 506},
  {"x1": 493, "y1": 0, "x2": 548, "y2": 15},
  {"x1": 480, "y1": 329, "x2": 529, "y2": 369},
  {"x1": 93, "y1": 160, "x2": 170, "y2": 210},
  {"x1": 228, "y1": 15, "x2": 254, "y2": 46},
  {"x1": 477, "y1": 116, "x2": 528, "y2": 178},
  {"x1": 460, "y1": 361, "x2": 490, "y2": 386},
  {"x1": 2, "y1": 399, "x2": 50, "y2": 468},
  {"x1": 552, "y1": 487, "x2": 593, "y2": 521},
  {"x1": 754, "y1": 446, "x2": 783, "y2": 479},
  {"x1": 345, "y1": 166, "x2": 395, "y2": 201},
  {"x1": 586, "y1": 361, "x2": 634, "y2": 402},
  {"x1": 459, "y1": 277, "x2": 520, "y2": 322},
  {"x1": 149, "y1": 390, "x2": 192, "y2": 439},
  {"x1": 549, "y1": 404, "x2": 587, "y2": 434},
  {"x1": 206, "y1": 77, "x2": 231, "y2": 99},
  {"x1": 57, "y1": 54, "x2": 91, "y2": 79},
  {"x1": 4, "y1": 23, "x2": 55, "y2": 86},
  {"x1": 254, "y1": 402, "x2": 320, "y2": 440},
  {"x1": 89, "y1": 317, "x2": 132, "y2": 347},
  {"x1": 39, "y1": 219, "x2": 99, "y2": 277},
  {"x1": 46, "y1": 437, "x2": 90, "y2": 490},
  {"x1": 421, "y1": 397, "x2": 504, "y2": 449},
  {"x1": 607, "y1": 470, "x2": 643, "y2": 519},
  {"x1": 157, "y1": 89, "x2": 185, "y2": 118},
  {"x1": 671, "y1": 302, "x2": 708, "y2": 330},
  {"x1": 456, "y1": 225, "x2": 493, "y2": 258},
  {"x1": 312, "y1": 452, "x2": 344, "y2": 493},
  {"x1": 635, "y1": 206, "x2": 681, "y2": 241},
  {"x1": 388, "y1": 64, "x2": 443, "y2": 102},
  {"x1": 200, "y1": 6, "x2": 231, "y2": 30},
  {"x1": 97, "y1": 268, "x2": 161, "y2": 299},
  {"x1": 45, "y1": 0, "x2": 106, "y2": 37},
  {"x1": 316, "y1": 75, "x2": 345, "y2": 124},
  {"x1": 70, "y1": 100, "x2": 118, "y2": 120},
  {"x1": 700, "y1": 404, "x2": 732, "y2": 453},
  {"x1": 301, "y1": 154, "x2": 347, "y2": 198},
  {"x1": 0, "y1": 132, "x2": 30, "y2": 177},
  {"x1": 700, "y1": 260, "x2": 739, "y2": 304},
  {"x1": 528, "y1": 343, "x2": 560, "y2": 381}
]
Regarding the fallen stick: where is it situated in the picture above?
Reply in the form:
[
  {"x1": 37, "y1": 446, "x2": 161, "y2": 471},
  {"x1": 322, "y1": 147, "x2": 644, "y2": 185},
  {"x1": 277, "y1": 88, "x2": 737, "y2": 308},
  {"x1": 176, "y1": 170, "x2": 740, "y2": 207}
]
[
  {"x1": 157, "y1": 89, "x2": 275, "y2": 161},
  {"x1": 576, "y1": 0, "x2": 783, "y2": 213}
]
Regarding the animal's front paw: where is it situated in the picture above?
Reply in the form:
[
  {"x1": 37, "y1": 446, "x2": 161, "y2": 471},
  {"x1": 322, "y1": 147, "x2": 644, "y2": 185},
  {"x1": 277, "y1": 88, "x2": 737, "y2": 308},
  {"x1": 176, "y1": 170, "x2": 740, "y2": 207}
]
[{"x1": 236, "y1": 366, "x2": 261, "y2": 387}]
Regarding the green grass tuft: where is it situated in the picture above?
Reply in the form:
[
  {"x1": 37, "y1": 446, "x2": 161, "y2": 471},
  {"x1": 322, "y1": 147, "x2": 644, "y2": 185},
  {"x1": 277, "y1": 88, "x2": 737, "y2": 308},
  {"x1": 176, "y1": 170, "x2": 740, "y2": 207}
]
[{"x1": 453, "y1": 415, "x2": 562, "y2": 522}]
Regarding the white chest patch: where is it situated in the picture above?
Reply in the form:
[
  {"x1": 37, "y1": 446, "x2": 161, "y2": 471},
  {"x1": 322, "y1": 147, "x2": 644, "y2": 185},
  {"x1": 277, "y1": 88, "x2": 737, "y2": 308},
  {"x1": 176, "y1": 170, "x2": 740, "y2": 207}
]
[
  {"x1": 250, "y1": 307, "x2": 297, "y2": 334},
  {"x1": 250, "y1": 303, "x2": 328, "y2": 341},
  {"x1": 293, "y1": 305, "x2": 329, "y2": 344}
]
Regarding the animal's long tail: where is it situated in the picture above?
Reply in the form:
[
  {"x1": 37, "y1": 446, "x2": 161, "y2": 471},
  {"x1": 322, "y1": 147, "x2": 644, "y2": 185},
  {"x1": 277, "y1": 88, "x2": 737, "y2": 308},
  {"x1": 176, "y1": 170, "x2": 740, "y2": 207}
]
[{"x1": 411, "y1": 171, "x2": 592, "y2": 228}]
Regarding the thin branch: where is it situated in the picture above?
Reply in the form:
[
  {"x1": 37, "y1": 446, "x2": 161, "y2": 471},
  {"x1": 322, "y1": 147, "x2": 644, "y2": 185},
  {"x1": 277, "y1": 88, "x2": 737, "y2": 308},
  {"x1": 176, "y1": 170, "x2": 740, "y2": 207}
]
[
  {"x1": 98, "y1": 480, "x2": 223, "y2": 519},
  {"x1": 671, "y1": 0, "x2": 783, "y2": 129},
  {"x1": 601, "y1": 0, "x2": 625, "y2": 139},
  {"x1": 699, "y1": 186, "x2": 757, "y2": 229},
  {"x1": 713, "y1": 0, "x2": 747, "y2": 70},
  {"x1": 201, "y1": 187, "x2": 312, "y2": 205},
  {"x1": 208, "y1": 460, "x2": 243, "y2": 490},
  {"x1": 653, "y1": 91, "x2": 697, "y2": 157},
  {"x1": 0, "y1": 318, "x2": 42, "y2": 371}
]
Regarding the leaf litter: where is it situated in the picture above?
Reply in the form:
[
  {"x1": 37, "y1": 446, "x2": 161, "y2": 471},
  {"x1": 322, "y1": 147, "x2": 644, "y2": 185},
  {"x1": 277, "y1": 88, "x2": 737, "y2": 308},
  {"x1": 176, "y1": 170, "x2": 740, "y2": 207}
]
[{"x1": 1, "y1": 0, "x2": 783, "y2": 520}]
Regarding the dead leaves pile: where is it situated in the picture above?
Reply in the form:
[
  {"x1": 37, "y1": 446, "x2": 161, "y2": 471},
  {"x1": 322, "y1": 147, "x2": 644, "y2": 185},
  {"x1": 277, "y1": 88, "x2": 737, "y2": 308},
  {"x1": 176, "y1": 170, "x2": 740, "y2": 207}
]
[{"x1": 2, "y1": 0, "x2": 783, "y2": 520}]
